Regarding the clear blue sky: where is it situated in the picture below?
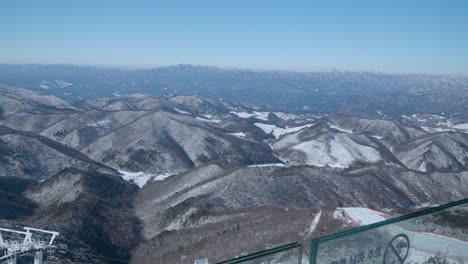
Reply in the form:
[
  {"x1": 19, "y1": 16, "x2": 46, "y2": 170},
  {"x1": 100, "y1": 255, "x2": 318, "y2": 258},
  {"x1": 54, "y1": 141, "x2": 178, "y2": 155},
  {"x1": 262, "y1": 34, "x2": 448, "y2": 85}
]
[{"x1": 1, "y1": 0, "x2": 467, "y2": 74}]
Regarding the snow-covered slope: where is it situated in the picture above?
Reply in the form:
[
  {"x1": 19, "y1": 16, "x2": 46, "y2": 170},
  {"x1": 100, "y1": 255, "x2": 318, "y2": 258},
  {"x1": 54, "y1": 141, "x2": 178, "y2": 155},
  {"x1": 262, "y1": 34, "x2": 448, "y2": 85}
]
[
  {"x1": 254, "y1": 122, "x2": 314, "y2": 139},
  {"x1": 394, "y1": 132, "x2": 468, "y2": 172},
  {"x1": 337, "y1": 207, "x2": 388, "y2": 225},
  {"x1": 272, "y1": 122, "x2": 385, "y2": 168}
]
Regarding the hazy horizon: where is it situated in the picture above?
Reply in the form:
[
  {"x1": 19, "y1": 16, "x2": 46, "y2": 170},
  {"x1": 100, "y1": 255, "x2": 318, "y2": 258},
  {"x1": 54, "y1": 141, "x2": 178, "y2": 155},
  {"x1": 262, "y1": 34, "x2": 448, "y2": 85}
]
[
  {"x1": 2, "y1": 0, "x2": 467, "y2": 74},
  {"x1": 2, "y1": 62, "x2": 468, "y2": 76}
]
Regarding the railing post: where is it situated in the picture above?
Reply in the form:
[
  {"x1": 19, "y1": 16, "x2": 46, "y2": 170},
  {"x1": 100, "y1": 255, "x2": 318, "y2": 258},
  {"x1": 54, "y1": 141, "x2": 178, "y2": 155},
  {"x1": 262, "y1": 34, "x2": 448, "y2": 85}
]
[
  {"x1": 34, "y1": 251, "x2": 43, "y2": 264},
  {"x1": 7, "y1": 256, "x2": 17, "y2": 264}
]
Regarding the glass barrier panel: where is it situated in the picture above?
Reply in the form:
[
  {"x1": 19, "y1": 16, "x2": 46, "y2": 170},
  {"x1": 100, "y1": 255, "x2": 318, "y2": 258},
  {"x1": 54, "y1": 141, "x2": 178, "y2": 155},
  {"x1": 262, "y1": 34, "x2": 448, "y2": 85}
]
[
  {"x1": 216, "y1": 242, "x2": 302, "y2": 264},
  {"x1": 311, "y1": 198, "x2": 468, "y2": 264}
]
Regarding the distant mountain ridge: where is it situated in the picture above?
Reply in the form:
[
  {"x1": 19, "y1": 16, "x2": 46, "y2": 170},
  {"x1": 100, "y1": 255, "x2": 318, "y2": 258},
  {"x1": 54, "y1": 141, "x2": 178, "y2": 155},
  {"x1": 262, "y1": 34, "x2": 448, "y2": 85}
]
[{"x1": 1, "y1": 64, "x2": 467, "y2": 117}]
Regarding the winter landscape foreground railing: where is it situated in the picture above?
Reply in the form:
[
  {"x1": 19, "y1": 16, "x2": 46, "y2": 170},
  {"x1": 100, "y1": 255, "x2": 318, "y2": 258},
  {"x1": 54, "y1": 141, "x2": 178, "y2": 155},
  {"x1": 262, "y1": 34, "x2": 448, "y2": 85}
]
[
  {"x1": 310, "y1": 198, "x2": 468, "y2": 264},
  {"x1": 210, "y1": 198, "x2": 468, "y2": 264}
]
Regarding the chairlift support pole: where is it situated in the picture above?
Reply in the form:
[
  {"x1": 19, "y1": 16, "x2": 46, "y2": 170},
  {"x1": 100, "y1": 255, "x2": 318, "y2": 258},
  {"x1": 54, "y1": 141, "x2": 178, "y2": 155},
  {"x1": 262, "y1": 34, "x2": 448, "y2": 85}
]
[{"x1": 0, "y1": 227, "x2": 59, "y2": 264}]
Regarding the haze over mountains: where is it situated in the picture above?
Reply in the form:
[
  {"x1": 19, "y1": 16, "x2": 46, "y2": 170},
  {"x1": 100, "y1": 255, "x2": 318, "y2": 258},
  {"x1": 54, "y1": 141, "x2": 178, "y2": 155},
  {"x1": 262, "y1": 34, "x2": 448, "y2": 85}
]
[
  {"x1": 1, "y1": 64, "x2": 467, "y2": 118},
  {"x1": 0, "y1": 65, "x2": 468, "y2": 263}
]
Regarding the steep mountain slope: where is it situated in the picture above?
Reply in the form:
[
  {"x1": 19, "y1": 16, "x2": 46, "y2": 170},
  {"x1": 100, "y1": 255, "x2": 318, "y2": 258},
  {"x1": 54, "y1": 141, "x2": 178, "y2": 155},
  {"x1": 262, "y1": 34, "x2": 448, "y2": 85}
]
[
  {"x1": 0, "y1": 84, "x2": 77, "y2": 125},
  {"x1": 132, "y1": 206, "x2": 337, "y2": 264},
  {"x1": 0, "y1": 125, "x2": 115, "y2": 180},
  {"x1": 133, "y1": 163, "x2": 468, "y2": 263},
  {"x1": 394, "y1": 132, "x2": 468, "y2": 172},
  {"x1": 0, "y1": 177, "x2": 37, "y2": 219},
  {"x1": 324, "y1": 115, "x2": 427, "y2": 146},
  {"x1": 22, "y1": 168, "x2": 142, "y2": 264},
  {"x1": 271, "y1": 121, "x2": 388, "y2": 168},
  {"x1": 81, "y1": 110, "x2": 278, "y2": 174},
  {"x1": 0, "y1": 90, "x2": 279, "y2": 175},
  {"x1": 137, "y1": 163, "x2": 468, "y2": 223}
]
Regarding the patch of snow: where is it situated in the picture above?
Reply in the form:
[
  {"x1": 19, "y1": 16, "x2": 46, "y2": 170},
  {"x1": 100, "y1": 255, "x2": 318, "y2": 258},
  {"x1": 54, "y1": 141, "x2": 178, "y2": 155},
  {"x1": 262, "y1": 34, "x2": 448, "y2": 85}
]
[
  {"x1": 370, "y1": 135, "x2": 383, "y2": 139},
  {"x1": 421, "y1": 126, "x2": 457, "y2": 133},
  {"x1": 228, "y1": 132, "x2": 246, "y2": 138},
  {"x1": 433, "y1": 127, "x2": 457, "y2": 132},
  {"x1": 431, "y1": 114, "x2": 445, "y2": 119},
  {"x1": 39, "y1": 80, "x2": 50, "y2": 89},
  {"x1": 55, "y1": 80, "x2": 72, "y2": 87},
  {"x1": 230, "y1": 111, "x2": 269, "y2": 121},
  {"x1": 333, "y1": 210, "x2": 346, "y2": 221},
  {"x1": 87, "y1": 119, "x2": 110, "y2": 127},
  {"x1": 254, "y1": 123, "x2": 313, "y2": 138},
  {"x1": 252, "y1": 111, "x2": 269, "y2": 120},
  {"x1": 420, "y1": 126, "x2": 457, "y2": 133},
  {"x1": 339, "y1": 207, "x2": 388, "y2": 225},
  {"x1": 417, "y1": 160, "x2": 427, "y2": 172},
  {"x1": 283, "y1": 124, "x2": 314, "y2": 134},
  {"x1": 230, "y1": 111, "x2": 254, "y2": 118},
  {"x1": 273, "y1": 112, "x2": 297, "y2": 120},
  {"x1": 113, "y1": 92, "x2": 121, "y2": 97},
  {"x1": 329, "y1": 125, "x2": 353, "y2": 133},
  {"x1": 254, "y1": 123, "x2": 278, "y2": 135},
  {"x1": 153, "y1": 172, "x2": 177, "y2": 182},
  {"x1": 196, "y1": 116, "x2": 221, "y2": 123},
  {"x1": 453, "y1": 123, "x2": 468, "y2": 130},
  {"x1": 420, "y1": 126, "x2": 433, "y2": 132},
  {"x1": 119, "y1": 170, "x2": 177, "y2": 187},
  {"x1": 174, "y1": 108, "x2": 191, "y2": 115},
  {"x1": 248, "y1": 163, "x2": 287, "y2": 168},
  {"x1": 119, "y1": 170, "x2": 153, "y2": 188},
  {"x1": 412, "y1": 114, "x2": 427, "y2": 123},
  {"x1": 308, "y1": 211, "x2": 322, "y2": 234}
]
